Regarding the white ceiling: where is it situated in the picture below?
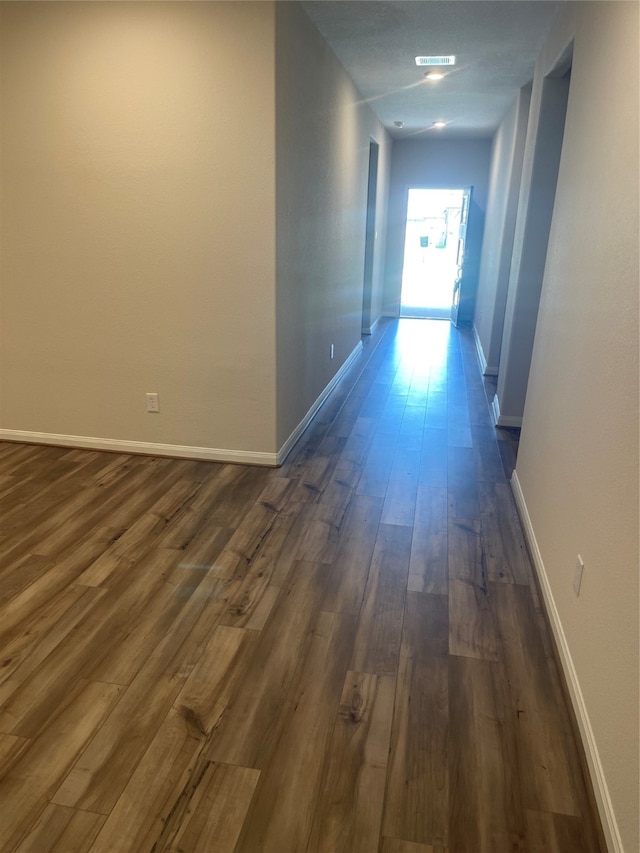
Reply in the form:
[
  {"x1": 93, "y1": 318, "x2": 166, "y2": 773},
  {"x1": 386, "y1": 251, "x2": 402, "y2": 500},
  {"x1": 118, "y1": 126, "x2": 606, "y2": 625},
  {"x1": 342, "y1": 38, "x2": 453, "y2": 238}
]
[{"x1": 301, "y1": 1, "x2": 560, "y2": 139}]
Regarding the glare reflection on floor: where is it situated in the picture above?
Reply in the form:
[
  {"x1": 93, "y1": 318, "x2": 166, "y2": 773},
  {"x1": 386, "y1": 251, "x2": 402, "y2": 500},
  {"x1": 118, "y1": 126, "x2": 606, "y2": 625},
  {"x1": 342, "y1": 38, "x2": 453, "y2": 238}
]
[{"x1": 392, "y1": 318, "x2": 450, "y2": 388}]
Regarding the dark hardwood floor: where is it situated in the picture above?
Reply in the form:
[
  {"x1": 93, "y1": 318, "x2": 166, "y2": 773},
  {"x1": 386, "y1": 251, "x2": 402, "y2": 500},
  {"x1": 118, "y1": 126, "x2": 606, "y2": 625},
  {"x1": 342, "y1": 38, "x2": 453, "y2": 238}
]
[{"x1": 0, "y1": 318, "x2": 603, "y2": 852}]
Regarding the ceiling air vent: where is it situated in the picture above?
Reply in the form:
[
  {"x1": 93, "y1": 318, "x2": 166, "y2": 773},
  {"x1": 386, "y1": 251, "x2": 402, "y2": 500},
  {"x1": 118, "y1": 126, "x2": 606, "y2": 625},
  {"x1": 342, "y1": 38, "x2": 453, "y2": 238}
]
[{"x1": 415, "y1": 55, "x2": 456, "y2": 66}]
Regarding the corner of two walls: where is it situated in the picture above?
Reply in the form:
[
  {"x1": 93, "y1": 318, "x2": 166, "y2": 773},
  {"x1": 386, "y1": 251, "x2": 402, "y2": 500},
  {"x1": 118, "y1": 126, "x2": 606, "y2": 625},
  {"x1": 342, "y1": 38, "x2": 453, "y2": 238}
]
[{"x1": 274, "y1": 2, "x2": 391, "y2": 452}]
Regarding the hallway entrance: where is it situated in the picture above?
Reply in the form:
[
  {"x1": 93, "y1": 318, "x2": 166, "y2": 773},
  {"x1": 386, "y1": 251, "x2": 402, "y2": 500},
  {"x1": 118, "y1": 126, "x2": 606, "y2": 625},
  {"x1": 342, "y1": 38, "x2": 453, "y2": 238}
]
[{"x1": 399, "y1": 188, "x2": 467, "y2": 320}]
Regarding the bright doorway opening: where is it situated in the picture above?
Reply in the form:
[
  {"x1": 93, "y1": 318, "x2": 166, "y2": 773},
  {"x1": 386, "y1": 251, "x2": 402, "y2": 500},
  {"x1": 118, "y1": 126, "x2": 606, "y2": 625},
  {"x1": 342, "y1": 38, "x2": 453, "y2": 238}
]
[{"x1": 400, "y1": 188, "x2": 466, "y2": 320}]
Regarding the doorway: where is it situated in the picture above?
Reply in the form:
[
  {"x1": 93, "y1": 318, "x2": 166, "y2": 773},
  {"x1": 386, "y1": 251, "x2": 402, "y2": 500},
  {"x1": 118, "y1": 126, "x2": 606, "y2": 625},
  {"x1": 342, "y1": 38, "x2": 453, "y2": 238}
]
[{"x1": 399, "y1": 188, "x2": 466, "y2": 320}]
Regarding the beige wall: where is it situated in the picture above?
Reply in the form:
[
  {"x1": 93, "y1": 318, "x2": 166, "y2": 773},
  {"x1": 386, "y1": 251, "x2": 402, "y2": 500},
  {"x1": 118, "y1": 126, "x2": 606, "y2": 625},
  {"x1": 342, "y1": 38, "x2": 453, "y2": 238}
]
[
  {"x1": 0, "y1": 2, "x2": 278, "y2": 456},
  {"x1": 274, "y1": 2, "x2": 391, "y2": 449},
  {"x1": 474, "y1": 85, "x2": 530, "y2": 374},
  {"x1": 385, "y1": 139, "x2": 492, "y2": 324},
  {"x1": 515, "y1": 3, "x2": 639, "y2": 850}
]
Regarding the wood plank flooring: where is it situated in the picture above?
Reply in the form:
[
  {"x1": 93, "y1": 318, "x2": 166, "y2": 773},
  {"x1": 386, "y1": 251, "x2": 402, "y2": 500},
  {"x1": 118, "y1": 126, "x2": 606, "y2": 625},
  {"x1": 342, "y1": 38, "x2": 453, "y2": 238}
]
[{"x1": 0, "y1": 318, "x2": 604, "y2": 852}]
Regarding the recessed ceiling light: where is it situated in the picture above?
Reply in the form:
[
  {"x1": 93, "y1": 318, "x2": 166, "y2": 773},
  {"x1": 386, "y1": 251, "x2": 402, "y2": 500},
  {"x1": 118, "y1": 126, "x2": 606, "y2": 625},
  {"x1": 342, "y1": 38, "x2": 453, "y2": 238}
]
[
  {"x1": 415, "y1": 55, "x2": 456, "y2": 67},
  {"x1": 433, "y1": 121, "x2": 447, "y2": 128},
  {"x1": 424, "y1": 71, "x2": 445, "y2": 81},
  {"x1": 393, "y1": 120, "x2": 404, "y2": 128}
]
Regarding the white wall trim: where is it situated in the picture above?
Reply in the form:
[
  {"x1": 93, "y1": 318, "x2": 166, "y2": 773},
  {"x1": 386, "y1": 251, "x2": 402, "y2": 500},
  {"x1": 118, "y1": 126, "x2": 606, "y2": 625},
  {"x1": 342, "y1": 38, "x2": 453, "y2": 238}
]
[
  {"x1": 473, "y1": 325, "x2": 499, "y2": 376},
  {"x1": 0, "y1": 340, "x2": 366, "y2": 469},
  {"x1": 511, "y1": 470, "x2": 624, "y2": 853},
  {"x1": 0, "y1": 430, "x2": 278, "y2": 467},
  {"x1": 277, "y1": 339, "x2": 363, "y2": 465},
  {"x1": 491, "y1": 393, "x2": 523, "y2": 428},
  {"x1": 491, "y1": 393, "x2": 501, "y2": 424},
  {"x1": 363, "y1": 316, "x2": 380, "y2": 336},
  {"x1": 473, "y1": 324, "x2": 488, "y2": 374}
]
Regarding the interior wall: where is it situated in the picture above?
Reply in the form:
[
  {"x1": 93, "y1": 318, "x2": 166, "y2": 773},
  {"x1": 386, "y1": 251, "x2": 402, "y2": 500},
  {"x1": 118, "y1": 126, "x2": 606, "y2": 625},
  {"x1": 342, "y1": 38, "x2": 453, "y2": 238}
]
[
  {"x1": 474, "y1": 85, "x2": 531, "y2": 374},
  {"x1": 274, "y1": 2, "x2": 391, "y2": 449},
  {"x1": 496, "y1": 65, "x2": 571, "y2": 425},
  {"x1": 384, "y1": 138, "x2": 492, "y2": 324},
  {"x1": 0, "y1": 1, "x2": 278, "y2": 456},
  {"x1": 515, "y1": 3, "x2": 639, "y2": 850}
]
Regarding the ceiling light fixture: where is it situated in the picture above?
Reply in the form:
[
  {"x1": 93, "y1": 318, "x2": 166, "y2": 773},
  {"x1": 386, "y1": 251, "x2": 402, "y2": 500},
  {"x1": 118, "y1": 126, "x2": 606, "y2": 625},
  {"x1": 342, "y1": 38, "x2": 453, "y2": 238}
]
[
  {"x1": 432, "y1": 121, "x2": 447, "y2": 128},
  {"x1": 424, "y1": 71, "x2": 445, "y2": 81}
]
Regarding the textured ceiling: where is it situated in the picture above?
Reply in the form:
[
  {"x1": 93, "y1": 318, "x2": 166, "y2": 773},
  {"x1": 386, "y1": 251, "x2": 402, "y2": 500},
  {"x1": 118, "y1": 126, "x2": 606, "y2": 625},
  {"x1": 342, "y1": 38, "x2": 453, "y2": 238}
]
[{"x1": 301, "y1": 1, "x2": 560, "y2": 139}]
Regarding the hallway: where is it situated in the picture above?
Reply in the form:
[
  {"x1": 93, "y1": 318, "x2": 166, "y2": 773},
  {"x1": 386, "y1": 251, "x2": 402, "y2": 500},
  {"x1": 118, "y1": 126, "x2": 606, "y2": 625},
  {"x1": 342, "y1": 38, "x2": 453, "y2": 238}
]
[{"x1": 0, "y1": 319, "x2": 603, "y2": 852}]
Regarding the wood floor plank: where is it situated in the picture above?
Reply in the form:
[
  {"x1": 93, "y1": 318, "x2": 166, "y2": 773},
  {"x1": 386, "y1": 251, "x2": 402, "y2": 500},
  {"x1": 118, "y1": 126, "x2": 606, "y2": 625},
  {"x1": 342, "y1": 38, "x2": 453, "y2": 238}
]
[
  {"x1": 525, "y1": 808, "x2": 601, "y2": 853},
  {"x1": 322, "y1": 494, "x2": 384, "y2": 615},
  {"x1": 173, "y1": 625, "x2": 258, "y2": 738},
  {"x1": 448, "y1": 578, "x2": 498, "y2": 661},
  {"x1": 479, "y1": 481, "x2": 531, "y2": 585},
  {"x1": 419, "y1": 428, "x2": 448, "y2": 487},
  {"x1": 382, "y1": 592, "x2": 449, "y2": 847},
  {"x1": 50, "y1": 565, "x2": 232, "y2": 814},
  {"x1": 219, "y1": 500, "x2": 308, "y2": 630},
  {"x1": 472, "y1": 424, "x2": 507, "y2": 483},
  {"x1": 155, "y1": 761, "x2": 260, "y2": 853},
  {"x1": 306, "y1": 671, "x2": 395, "y2": 853},
  {"x1": 204, "y1": 560, "x2": 329, "y2": 769},
  {"x1": 0, "y1": 457, "x2": 179, "y2": 575},
  {"x1": 194, "y1": 463, "x2": 272, "y2": 528},
  {"x1": 0, "y1": 732, "x2": 29, "y2": 774},
  {"x1": 350, "y1": 523, "x2": 411, "y2": 677},
  {"x1": 17, "y1": 804, "x2": 106, "y2": 853},
  {"x1": 448, "y1": 655, "x2": 526, "y2": 853},
  {"x1": 424, "y1": 392, "x2": 447, "y2": 430},
  {"x1": 336, "y1": 416, "x2": 376, "y2": 468},
  {"x1": 398, "y1": 404, "x2": 427, "y2": 452},
  {"x1": 234, "y1": 610, "x2": 356, "y2": 853},
  {"x1": 447, "y1": 446, "x2": 479, "y2": 519},
  {"x1": 0, "y1": 679, "x2": 123, "y2": 851},
  {"x1": 0, "y1": 552, "x2": 196, "y2": 736},
  {"x1": 408, "y1": 486, "x2": 448, "y2": 595},
  {"x1": 0, "y1": 584, "x2": 106, "y2": 707},
  {"x1": 290, "y1": 435, "x2": 347, "y2": 502},
  {"x1": 356, "y1": 432, "x2": 398, "y2": 498},
  {"x1": 447, "y1": 517, "x2": 483, "y2": 583},
  {"x1": 381, "y1": 839, "x2": 440, "y2": 853},
  {"x1": 75, "y1": 475, "x2": 203, "y2": 587},
  {"x1": 294, "y1": 496, "x2": 348, "y2": 565},
  {"x1": 491, "y1": 583, "x2": 581, "y2": 817},
  {"x1": 86, "y1": 707, "x2": 204, "y2": 852},
  {"x1": 381, "y1": 446, "x2": 421, "y2": 527},
  {"x1": 173, "y1": 477, "x2": 295, "y2": 583}
]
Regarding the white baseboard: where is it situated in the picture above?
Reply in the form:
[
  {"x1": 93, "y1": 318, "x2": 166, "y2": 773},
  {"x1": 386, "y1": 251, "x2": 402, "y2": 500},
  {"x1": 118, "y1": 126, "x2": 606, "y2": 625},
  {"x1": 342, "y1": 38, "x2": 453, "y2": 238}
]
[
  {"x1": 510, "y1": 471, "x2": 623, "y2": 853},
  {"x1": 362, "y1": 316, "x2": 380, "y2": 336},
  {"x1": 0, "y1": 430, "x2": 278, "y2": 467},
  {"x1": 473, "y1": 325, "x2": 488, "y2": 374},
  {"x1": 1, "y1": 341, "x2": 366, "y2": 469},
  {"x1": 277, "y1": 340, "x2": 363, "y2": 465},
  {"x1": 491, "y1": 394, "x2": 522, "y2": 428},
  {"x1": 491, "y1": 394, "x2": 501, "y2": 424}
]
